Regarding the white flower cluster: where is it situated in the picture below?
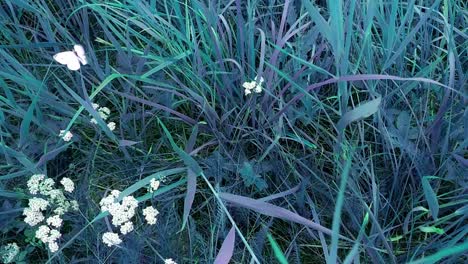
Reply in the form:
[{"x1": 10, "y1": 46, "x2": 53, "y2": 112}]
[
  {"x1": 164, "y1": 258, "x2": 177, "y2": 264},
  {"x1": 90, "y1": 103, "x2": 117, "y2": 131},
  {"x1": 102, "y1": 232, "x2": 122, "y2": 247},
  {"x1": 59, "y1": 130, "x2": 73, "y2": 142},
  {"x1": 142, "y1": 206, "x2": 159, "y2": 225},
  {"x1": 60, "y1": 177, "x2": 75, "y2": 193},
  {"x1": 149, "y1": 178, "x2": 160, "y2": 193},
  {"x1": 35, "y1": 225, "x2": 61, "y2": 252},
  {"x1": 242, "y1": 76, "x2": 264, "y2": 95},
  {"x1": 0, "y1": 243, "x2": 20, "y2": 264},
  {"x1": 23, "y1": 175, "x2": 79, "y2": 252},
  {"x1": 99, "y1": 190, "x2": 139, "y2": 246}
]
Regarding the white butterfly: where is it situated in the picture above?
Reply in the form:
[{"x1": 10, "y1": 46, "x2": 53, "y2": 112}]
[{"x1": 53, "y1": 44, "x2": 88, "y2": 71}]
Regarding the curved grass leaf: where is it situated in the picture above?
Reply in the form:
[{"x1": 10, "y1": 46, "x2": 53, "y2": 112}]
[{"x1": 219, "y1": 192, "x2": 349, "y2": 240}]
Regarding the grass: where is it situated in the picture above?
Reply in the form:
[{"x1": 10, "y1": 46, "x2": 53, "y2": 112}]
[{"x1": 0, "y1": 0, "x2": 467, "y2": 263}]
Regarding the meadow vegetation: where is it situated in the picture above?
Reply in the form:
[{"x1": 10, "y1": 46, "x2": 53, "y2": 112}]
[{"x1": 0, "y1": 0, "x2": 467, "y2": 263}]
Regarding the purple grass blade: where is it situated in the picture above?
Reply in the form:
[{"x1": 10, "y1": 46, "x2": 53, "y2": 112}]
[
  {"x1": 214, "y1": 227, "x2": 236, "y2": 264},
  {"x1": 181, "y1": 168, "x2": 197, "y2": 230},
  {"x1": 219, "y1": 192, "x2": 351, "y2": 241}
]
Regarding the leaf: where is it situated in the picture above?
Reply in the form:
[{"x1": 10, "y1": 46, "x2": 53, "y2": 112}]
[
  {"x1": 118, "y1": 140, "x2": 140, "y2": 147},
  {"x1": 181, "y1": 168, "x2": 197, "y2": 231},
  {"x1": 267, "y1": 233, "x2": 288, "y2": 264},
  {"x1": 219, "y1": 192, "x2": 346, "y2": 239},
  {"x1": 240, "y1": 162, "x2": 267, "y2": 191},
  {"x1": 214, "y1": 227, "x2": 236, "y2": 264},
  {"x1": 390, "y1": 235, "x2": 404, "y2": 242},
  {"x1": 421, "y1": 176, "x2": 439, "y2": 220},
  {"x1": 185, "y1": 123, "x2": 199, "y2": 153},
  {"x1": 337, "y1": 96, "x2": 382, "y2": 132},
  {"x1": 419, "y1": 226, "x2": 444, "y2": 235}
]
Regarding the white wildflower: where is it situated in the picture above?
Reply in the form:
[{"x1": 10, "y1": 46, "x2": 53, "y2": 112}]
[
  {"x1": 49, "y1": 229, "x2": 61, "y2": 242},
  {"x1": 48, "y1": 241, "x2": 59, "y2": 252},
  {"x1": 164, "y1": 258, "x2": 177, "y2": 264},
  {"x1": 28, "y1": 197, "x2": 49, "y2": 211},
  {"x1": 90, "y1": 118, "x2": 97, "y2": 124},
  {"x1": 39, "y1": 178, "x2": 55, "y2": 196},
  {"x1": 27, "y1": 174, "x2": 45, "y2": 195},
  {"x1": 98, "y1": 107, "x2": 111, "y2": 120},
  {"x1": 107, "y1": 122, "x2": 116, "y2": 131},
  {"x1": 92, "y1": 103, "x2": 100, "y2": 110},
  {"x1": 242, "y1": 81, "x2": 256, "y2": 90},
  {"x1": 110, "y1": 196, "x2": 138, "y2": 227},
  {"x1": 242, "y1": 76, "x2": 264, "y2": 95},
  {"x1": 120, "y1": 221, "x2": 134, "y2": 235},
  {"x1": 102, "y1": 232, "x2": 122, "y2": 247},
  {"x1": 100, "y1": 192, "x2": 138, "y2": 228},
  {"x1": 35, "y1": 225, "x2": 51, "y2": 242},
  {"x1": 254, "y1": 84, "x2": 263, "y2": 93},
  {"x1": 142, "y1": 206, "x2": 159, "y2": 225},
  {"x1": 99, "y1": 191, "x2": 119, "y2": 212},
  {"x1": 59, "y1": 130, "x2": 73, "y2": 142},
  {"x1": 60, "y1": 177, "x2": 75, "y2": 193},
  {"x1": 46, "y1": 215, "x2": 63, "y2": 228},
  {"x1": 23, "y1": 208, "x2": 45, "y2": 226},
  {"x1": 149, "y1": 178, "x2": 160, "y2": 193},
  {"x1": 111, "y1": 190, "x2": 121, "y2": 197},
  {"x1": 0, "y1": 243, "x2": 20, "y2": 264}
]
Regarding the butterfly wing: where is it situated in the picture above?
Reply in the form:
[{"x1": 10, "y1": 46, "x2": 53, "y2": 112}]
[
  {"x1": 53, "y1": 51, "x2": 81, "y2": 71},
  {"x1": 73, "y1": 44, "x2": 88, "y2": 65}
]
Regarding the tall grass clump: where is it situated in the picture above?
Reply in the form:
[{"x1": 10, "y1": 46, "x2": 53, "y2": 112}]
[{"x1": 0, "y1": 0, "x2": 467, "y2": 263}]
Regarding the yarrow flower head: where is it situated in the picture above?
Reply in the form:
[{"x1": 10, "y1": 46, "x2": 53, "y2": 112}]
[
  {"x1": 107, "y1": 122, "x2": 116, "y2": 131},
  {"x1": 149, "y1": 178, "x2": 160, "y2": 193},
  {"x1": 0, "y1": 243, "x2": 20, "y2": 264},
  {"x1": 23, "y1": 208, "x2": 45, "y2": 226},
  {"x1": 39, "y1": 178, "x2": 55, "y2": 196},
  {"x1": 120, "y1": 221, "x2": 134, "y2": 235},
  {"x1": 142, "y1": 206, "x2": 159, "y2": 225},
  {"x1": 59, "y1": 130, "x2": 73, "y2": 142},
  {"x1": 164, "y1": 258, "x2": 177, "y2": 264},
  {"x1": 102, "y1": 232, "x2": 122, "y2": 247},
  {"x1": 242, "y1": 76, "x2": 264, "y2": 95},
  {"x1": 46, "y1": 215, "x2": 63, "y2": 228},
  {"x1": 60, "y1": 177, "x2": 75, "y2": 193},
  {"x1": 27, "y1": 174, "x2": 45, "y2": 195},
  {"x1": 28, "y1": 197, "x2": 49, "y2": 211},
  {"x1": 35, "y1": 225, "x2": 62, "y2": 252}
]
